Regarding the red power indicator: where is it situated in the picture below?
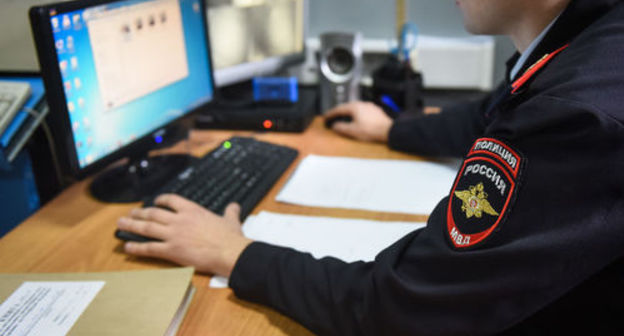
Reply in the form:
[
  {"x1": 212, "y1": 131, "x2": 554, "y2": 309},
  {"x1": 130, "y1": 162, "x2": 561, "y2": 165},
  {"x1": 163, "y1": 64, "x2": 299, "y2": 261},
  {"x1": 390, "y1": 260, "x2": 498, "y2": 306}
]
[{"x1": 263, "y1": 120, "x2": 273, "y2": 129}]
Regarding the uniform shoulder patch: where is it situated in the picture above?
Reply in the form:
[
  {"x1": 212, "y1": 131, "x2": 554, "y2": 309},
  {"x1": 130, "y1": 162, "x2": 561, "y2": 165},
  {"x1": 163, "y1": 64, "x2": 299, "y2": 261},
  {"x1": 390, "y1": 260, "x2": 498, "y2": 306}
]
[{"x1": 446, "y1": 137, "x2": 525, "y2": 249}]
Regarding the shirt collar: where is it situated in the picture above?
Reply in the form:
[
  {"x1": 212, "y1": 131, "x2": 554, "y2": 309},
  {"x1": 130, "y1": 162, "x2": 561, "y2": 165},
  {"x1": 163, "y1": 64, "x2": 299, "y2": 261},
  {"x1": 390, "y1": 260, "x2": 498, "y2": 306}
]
[
  {"x1": 509, "y1": 14, "x2": 561, "y2": 81},
  {"x1": 505, "y1": 0, "x2": 621, "y2": 84}
]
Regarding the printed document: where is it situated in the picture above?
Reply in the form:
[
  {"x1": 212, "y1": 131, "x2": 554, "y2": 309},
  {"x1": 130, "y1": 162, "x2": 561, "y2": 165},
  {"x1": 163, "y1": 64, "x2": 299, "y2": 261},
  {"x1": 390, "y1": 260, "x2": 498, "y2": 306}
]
[
  {"x1": 210, "y1": 211, "x2": 426, "y2": 288},
  {"x1": 276, "y1": 155, "x2": 460, "y2": 215},
  {"x1": 0, "y1": 281, "x2": 105, "y2": 336}
]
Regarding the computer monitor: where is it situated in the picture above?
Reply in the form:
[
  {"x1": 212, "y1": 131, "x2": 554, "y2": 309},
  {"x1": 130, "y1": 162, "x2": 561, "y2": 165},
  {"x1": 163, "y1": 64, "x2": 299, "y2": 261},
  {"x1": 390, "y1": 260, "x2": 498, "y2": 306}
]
[
  {"x1": 29, "y1": 0, "x2": 215, "y2": 202},
  {"x1": 206, "y1": 0, "x2": 306, "y2": 87}
]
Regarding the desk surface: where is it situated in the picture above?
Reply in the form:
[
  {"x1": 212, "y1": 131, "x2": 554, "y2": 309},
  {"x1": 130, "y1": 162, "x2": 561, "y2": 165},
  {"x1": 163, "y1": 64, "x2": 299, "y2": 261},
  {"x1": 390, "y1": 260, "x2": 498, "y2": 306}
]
[{"x1": 0, "y1": 117, "x2": 429, "y2": 335}]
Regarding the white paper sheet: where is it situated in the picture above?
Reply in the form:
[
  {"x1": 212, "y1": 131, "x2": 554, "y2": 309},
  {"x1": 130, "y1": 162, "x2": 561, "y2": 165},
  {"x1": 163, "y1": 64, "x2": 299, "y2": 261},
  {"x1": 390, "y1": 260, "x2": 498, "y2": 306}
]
[
  {"x1": 276, "y1": 155, "x2": 460, "y2": 215},
  {"x1": 0, "y1": 281, "x2": 105, "y2": 336},
  {"x1": 210, "y1": 212, "x2": 426, "y2": 288}
]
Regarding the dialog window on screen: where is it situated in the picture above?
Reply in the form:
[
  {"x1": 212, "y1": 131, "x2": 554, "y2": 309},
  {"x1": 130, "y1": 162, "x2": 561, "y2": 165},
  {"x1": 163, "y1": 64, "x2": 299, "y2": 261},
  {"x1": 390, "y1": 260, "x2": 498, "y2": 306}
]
[{"x1": 87, "y1": 0, "x2": 189, "y2": 110}]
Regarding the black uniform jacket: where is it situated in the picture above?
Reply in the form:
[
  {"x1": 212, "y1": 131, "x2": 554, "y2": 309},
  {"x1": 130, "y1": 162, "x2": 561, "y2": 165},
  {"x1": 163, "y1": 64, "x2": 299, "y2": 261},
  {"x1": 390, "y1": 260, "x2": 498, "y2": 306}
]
[{"x1": 229, "y1": 0, "x2": 624, "y2": 334}]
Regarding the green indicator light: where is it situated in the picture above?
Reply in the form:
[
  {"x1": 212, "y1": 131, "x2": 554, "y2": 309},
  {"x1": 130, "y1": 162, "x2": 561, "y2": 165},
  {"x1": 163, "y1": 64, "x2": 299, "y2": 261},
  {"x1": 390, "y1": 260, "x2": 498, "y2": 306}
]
[{"x1": 223, "y1": 141, "x2": 232, "y2": 149}]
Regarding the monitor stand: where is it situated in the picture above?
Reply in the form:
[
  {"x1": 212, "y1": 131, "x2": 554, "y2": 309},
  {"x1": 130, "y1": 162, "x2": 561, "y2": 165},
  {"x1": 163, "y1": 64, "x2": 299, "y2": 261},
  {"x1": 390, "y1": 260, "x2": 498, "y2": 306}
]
[{"x1": 89, "y1": 154, "x2": 196, "y2": 203}]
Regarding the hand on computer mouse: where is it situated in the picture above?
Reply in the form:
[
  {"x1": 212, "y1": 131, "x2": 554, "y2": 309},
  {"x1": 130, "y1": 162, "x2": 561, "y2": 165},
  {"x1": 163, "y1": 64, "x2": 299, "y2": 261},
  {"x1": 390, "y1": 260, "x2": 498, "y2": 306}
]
[
  {"x1": 324, "y1": 101, "x2": 393, "y2": 143},
  {"x1": 117, "y1": 194, "x2": 252, "y2": 276},
  {"x1": 324, "y1": 115, "x2": 353, "y2": 129}
]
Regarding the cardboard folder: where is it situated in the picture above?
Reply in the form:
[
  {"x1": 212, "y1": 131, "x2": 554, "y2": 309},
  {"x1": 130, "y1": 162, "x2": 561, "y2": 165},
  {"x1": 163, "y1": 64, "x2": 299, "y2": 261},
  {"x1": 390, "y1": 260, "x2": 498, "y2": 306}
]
[{"x1": 0, "y1": 267, "x2": 195, "y2": 336}]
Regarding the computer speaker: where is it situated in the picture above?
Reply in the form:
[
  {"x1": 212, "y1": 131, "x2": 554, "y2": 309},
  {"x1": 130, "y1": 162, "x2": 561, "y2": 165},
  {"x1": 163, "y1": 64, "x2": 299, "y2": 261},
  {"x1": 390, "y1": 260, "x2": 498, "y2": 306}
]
[{"x1": 319, "y1": 32, "x2": 363, "y2": 113}]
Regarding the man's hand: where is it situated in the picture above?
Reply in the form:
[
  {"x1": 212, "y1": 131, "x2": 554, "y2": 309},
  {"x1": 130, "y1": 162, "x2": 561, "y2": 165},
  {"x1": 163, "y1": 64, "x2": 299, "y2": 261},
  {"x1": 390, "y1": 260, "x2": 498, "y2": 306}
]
[
  {"x1": 117, "y1": 194, "x2": 252, "y2": 277},
  {"x1": 325, "y1": 101, "x2": 393, "y2": 143}
]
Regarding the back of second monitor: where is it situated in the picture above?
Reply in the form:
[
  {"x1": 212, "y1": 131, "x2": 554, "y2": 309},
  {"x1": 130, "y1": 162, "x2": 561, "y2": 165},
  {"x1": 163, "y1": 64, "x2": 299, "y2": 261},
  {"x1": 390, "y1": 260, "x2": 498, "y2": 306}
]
[{"x1": 196, "y1": 0, "x2": 316, "y2": 132}]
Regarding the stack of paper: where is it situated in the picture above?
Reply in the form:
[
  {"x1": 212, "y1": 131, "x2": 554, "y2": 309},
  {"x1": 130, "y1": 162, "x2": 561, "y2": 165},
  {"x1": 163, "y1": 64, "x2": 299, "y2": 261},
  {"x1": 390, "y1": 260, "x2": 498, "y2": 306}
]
[
  {"x1": 210, "y1": 212, "x2": 426, "y2": 288},
  {"x1": 276, "y1": 155, "x2": 460, "y2": 215}
]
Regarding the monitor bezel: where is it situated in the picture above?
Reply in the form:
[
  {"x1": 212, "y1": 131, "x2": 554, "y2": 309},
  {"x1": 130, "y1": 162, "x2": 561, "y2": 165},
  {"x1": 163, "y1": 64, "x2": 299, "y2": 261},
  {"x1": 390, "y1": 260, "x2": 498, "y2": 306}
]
[{"x1": 29, "y1": 0, "x2": 215, "y2": 180}]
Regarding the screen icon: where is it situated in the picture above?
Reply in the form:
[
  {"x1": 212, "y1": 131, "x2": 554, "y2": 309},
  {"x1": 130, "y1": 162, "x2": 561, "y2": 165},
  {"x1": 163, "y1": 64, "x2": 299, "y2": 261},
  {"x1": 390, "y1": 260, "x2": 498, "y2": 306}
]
[
  {"x1": 62, "y1": 15, "x2": 71, "y2": 29},
  {"x1": 55, "y1": 39, "x2": 64, "y2": 52},
  {"x1": 51, "y1": 17, "x2": 59, "y2": 30},
  {"x1": 66, "y1": 36, "x2": 74, "y2": 51},
  {"x1": 70, "y1": 56, "x2": 78, "y2": 70},
  {"x1": 73, "y1": 14, "x2": 81, "y2": 28}
]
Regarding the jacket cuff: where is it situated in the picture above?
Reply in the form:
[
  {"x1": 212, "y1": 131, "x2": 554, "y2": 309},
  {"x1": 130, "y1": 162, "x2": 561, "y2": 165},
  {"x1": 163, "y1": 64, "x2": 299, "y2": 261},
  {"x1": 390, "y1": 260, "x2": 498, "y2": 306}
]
[{"x1": 229, "y1": 241, "x2": 282, "y2": 300}]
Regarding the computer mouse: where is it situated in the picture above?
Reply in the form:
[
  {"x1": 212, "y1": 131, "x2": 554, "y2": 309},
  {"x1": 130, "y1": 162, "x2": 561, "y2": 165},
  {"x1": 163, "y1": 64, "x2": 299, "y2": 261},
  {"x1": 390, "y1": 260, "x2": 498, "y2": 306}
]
[
  {"x1": 324, "y1": 115, "x2": 353, "y2": 129},
  {"x1": 114, "y1": 202, "x2": 172, "y2": 242},
  {"x1": 115, "y1": 229, "x2": 158, "y2": 242}
]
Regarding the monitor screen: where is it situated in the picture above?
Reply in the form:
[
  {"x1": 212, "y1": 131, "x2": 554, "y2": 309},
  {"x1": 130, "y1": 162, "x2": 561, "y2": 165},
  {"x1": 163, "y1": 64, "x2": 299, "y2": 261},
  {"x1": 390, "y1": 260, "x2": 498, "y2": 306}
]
[
  {"x1": 206, "y1": 0, "x2": 305, "y2": 87},
  {"x1": 47, "y1": 0, "x2": 213, "y2": 169}
]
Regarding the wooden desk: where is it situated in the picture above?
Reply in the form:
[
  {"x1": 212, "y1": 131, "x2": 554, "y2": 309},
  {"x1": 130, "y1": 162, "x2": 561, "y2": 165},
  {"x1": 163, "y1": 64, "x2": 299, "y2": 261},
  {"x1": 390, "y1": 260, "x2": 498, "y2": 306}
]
[{"x1": 0, "y1": 117, "x2": 428, "y2": 335}]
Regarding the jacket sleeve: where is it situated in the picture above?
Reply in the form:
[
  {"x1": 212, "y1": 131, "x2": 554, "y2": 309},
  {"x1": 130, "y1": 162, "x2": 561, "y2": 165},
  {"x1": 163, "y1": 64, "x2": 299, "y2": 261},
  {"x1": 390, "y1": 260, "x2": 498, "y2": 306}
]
[
  {"x1": 229, "y1": 94, "x2": 624, "y2": 336},
  {"x1": 387, "y1": 86, "x2": 502, "y2": 157}
]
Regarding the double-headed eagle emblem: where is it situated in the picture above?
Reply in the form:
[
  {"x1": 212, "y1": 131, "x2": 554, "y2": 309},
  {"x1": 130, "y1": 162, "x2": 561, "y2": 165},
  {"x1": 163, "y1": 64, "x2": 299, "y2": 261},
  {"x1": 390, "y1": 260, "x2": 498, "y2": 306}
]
[{"x1": 454, "y1": 182, "x2": 499, "y2": 218}]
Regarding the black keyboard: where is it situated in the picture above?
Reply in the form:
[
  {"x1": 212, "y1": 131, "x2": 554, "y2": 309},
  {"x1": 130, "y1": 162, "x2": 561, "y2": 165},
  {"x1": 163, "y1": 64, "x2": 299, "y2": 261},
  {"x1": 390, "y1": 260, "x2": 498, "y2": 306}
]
[{"x1": 115, "y1": 136, "x2": 298, "y2": 242}]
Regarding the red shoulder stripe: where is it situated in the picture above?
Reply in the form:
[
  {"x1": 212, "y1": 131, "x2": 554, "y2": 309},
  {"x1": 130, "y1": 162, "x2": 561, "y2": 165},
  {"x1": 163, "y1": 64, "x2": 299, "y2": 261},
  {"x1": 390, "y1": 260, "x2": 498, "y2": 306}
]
[{"x1": 511, "y1": 44, "x2": 569, "y2": 94}]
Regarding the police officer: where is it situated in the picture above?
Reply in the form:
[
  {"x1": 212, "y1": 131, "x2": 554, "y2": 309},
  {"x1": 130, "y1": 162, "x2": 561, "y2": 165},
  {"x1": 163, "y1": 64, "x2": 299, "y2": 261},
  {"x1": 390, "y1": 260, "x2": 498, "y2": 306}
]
[{"x1": 118, "y1": 0, "x2": 624, "y2": 334}]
